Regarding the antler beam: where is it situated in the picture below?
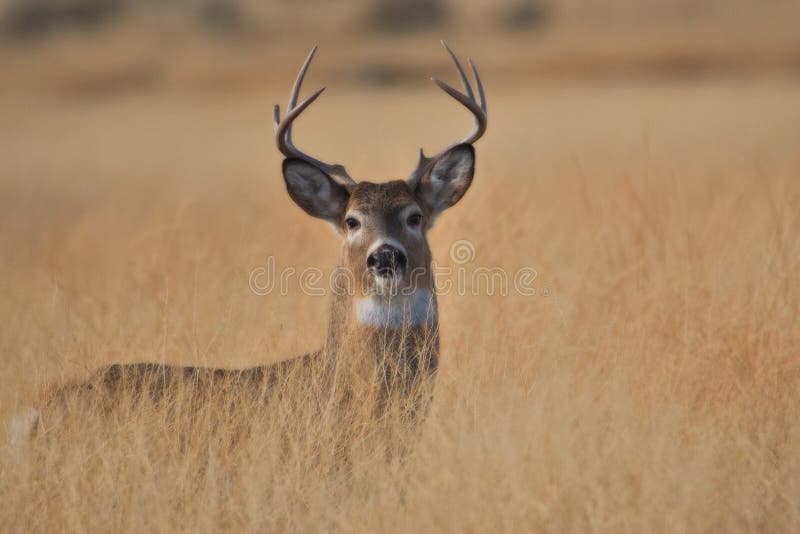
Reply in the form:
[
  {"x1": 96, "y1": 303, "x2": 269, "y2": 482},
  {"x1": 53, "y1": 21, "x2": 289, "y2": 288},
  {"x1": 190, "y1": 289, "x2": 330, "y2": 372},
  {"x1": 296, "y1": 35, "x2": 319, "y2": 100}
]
[
  {"x1": 273, "y1": 47, "x2": 356, "y2": 189},
  {"x1": 408, "y1": 41, "x2": 488, "y2": 187}
]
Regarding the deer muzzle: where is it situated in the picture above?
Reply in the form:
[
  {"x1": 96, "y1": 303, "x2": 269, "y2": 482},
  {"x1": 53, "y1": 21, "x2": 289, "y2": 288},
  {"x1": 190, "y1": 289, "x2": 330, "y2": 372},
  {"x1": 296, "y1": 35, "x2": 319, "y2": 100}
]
[{"x1": 367, "y1": 244, "x2": 407, "y2": 278}]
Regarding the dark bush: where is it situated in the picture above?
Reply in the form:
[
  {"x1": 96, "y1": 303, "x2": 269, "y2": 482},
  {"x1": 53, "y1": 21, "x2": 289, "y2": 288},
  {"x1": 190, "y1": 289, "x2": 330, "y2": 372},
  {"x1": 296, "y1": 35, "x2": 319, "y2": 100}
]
[
  {"x1": 199, "y1": 0, "x2": 246, "y2": 35},
  {"x1": 2, "y1": 0, "x2": 123, "y2": 39},
  {"x1": 498, "y1": 0, "x2": 552, "y2": 32},
  {"x1": 364, "y1": 0, "x2": 447, "y2": 33}
]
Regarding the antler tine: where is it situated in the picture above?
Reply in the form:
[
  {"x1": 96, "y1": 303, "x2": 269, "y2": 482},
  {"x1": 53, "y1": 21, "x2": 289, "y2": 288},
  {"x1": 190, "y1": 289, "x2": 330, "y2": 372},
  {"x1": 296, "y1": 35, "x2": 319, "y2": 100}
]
[
  {"x1": 289, "y1": 46, "x2": 316, "y2": 108},
  {"x1": 441, "y1": 40, "x2": 474, "y2": 102},
  {"x1": 408, "y1": 43, "x2": 488, "y2": 186},
  {"x1": 469, "y1": 58, "x2": 487, "y2": 114},
  {"x1": 285, "y1": 45, "x2": 317, "y2": 147},
  {"x1": 272, "y1": 104, "x2": 281, "y2": 132},
  {"x1": 274, "y1": 47, "x2": 356, "y2": 188}
]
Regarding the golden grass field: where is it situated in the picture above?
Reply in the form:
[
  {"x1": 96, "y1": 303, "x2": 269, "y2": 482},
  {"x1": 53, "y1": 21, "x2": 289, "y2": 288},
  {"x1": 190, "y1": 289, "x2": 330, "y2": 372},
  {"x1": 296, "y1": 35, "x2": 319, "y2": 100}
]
[{"x1": 1, "y1": 5, "x2": 800, "y2": 530}]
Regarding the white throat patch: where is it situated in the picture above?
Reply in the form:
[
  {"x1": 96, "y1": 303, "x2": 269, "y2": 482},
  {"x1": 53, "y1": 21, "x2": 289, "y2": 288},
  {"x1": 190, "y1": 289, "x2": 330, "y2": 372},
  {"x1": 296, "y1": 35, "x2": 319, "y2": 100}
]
[{"x1": 355, "y1": 289, "x2": 437, "y2": 328}]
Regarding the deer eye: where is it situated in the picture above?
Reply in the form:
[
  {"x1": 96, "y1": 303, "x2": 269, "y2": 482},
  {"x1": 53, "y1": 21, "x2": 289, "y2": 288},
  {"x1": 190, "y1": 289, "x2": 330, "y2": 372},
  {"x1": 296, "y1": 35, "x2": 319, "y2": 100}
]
[
  {"x1": 406, "y1": 213, "x2": 422, "y2": 227},
  {"x1": 345, "y1": 217, "x2": 360, "y2": 230}
]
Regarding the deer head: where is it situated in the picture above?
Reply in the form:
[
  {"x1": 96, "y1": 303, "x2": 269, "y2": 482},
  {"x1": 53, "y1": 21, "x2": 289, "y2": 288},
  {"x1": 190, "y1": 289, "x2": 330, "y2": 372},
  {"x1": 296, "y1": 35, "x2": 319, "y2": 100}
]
[{"x1": 274, "y1": 42, "x2": 487, "y2": 319}]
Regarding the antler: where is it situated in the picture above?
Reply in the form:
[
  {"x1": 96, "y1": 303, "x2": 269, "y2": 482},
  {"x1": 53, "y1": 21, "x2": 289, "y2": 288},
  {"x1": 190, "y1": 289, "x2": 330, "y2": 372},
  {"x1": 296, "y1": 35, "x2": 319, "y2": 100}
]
[
  {"x1": 407, "y1": 41, "x2": 488, "y2": 187},
  {"x1": 273, "y1": 47, "x2": 356, "y2": 189}
]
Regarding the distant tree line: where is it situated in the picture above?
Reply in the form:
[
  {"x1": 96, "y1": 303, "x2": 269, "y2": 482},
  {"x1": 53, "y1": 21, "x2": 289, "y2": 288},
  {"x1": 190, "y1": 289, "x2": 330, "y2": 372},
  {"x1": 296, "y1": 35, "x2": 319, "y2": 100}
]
[{"x1": 1, "y1": 0, "x2": 553, "y2": 40}]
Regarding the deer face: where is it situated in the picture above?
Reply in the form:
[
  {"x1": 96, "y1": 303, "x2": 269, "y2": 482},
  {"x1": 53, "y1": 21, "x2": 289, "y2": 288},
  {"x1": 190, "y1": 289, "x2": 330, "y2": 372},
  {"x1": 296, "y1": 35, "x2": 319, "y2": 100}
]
[
  {"x1": 282, "y1": 144, "x2": 475, "y2": 298},
  {"x1": 343, "y1": 180, "x2": 426, "y2": 297},
  {"x1": 274, "y1": 43, "x2": 485, "y2": 320}
]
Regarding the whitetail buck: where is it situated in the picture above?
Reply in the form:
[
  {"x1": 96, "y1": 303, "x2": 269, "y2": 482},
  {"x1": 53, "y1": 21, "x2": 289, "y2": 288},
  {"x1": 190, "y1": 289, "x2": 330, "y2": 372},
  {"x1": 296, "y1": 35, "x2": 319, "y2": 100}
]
[{"x1": 11, "y1": 42, "x2": 487, "y2": 443}]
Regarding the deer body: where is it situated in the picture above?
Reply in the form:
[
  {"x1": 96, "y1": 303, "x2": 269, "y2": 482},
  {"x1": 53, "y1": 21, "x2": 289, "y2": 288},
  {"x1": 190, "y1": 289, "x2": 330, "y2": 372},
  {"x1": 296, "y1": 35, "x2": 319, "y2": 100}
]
[{"x1": 13, "y1": 43, "x2": 486, "y2": 443}]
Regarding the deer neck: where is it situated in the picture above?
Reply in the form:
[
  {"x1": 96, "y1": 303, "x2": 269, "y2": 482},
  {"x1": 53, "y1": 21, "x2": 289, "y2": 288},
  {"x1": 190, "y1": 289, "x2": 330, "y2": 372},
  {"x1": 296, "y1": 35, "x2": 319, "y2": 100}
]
[{"x1": 322, "y1": 270, "x2": 440, "y2": 373}]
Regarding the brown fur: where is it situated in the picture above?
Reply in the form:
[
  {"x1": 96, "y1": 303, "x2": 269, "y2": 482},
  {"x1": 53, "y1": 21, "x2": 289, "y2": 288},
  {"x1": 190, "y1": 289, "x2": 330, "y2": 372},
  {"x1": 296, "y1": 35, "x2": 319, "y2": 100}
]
[
  {"x1": 340, "y1": 180, "x2": 435, "y2": 297},
  {"x1": 33, "y1": 179, "x2": 446, "y2": 437},
  {"x1": 33, "y1": 86, "x2": 477, "y2": 438}
]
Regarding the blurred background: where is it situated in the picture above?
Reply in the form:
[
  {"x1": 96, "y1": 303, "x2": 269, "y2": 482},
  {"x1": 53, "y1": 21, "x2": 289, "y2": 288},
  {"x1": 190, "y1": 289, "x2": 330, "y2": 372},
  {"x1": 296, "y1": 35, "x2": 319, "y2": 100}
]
[
  {"x1": 1, "y1": 0, "x2": 799, "y2": 94},
  {"x1": 0, "y1": 4, "x2": 800, "y2": 532},
  {"x1": 3, "y1": 5, "x2": 800, "y2": 530},
  {"x1": 1, "y1": 0, "x2": 799, "y2": 374}
]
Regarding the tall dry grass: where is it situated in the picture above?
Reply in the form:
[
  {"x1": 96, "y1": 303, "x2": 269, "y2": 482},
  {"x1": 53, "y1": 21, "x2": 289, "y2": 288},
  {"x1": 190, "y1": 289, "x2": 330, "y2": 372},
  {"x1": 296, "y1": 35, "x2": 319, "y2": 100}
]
[{"x1": 1, "y1": 68, "x2": 799, "y2": 531}]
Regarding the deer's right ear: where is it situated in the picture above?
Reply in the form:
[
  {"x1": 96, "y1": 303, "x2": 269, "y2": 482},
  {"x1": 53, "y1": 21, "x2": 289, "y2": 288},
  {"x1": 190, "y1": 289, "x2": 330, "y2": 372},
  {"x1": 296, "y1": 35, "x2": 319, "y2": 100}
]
[{"x1": 283, "y1": 159, "x2": 350, "y2": 223}]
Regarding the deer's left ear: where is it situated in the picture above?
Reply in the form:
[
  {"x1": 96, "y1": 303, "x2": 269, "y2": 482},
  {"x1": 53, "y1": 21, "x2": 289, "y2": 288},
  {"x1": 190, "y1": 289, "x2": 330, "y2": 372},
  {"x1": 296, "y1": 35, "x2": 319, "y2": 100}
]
[{"x1": 415, "y1": 144, "x2": 475, "y2": 218}]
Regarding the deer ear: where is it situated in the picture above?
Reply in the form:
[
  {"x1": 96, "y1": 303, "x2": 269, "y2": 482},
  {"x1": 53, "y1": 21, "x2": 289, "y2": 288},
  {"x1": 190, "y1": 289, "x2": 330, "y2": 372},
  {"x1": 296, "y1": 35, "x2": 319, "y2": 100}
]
[
  {"x1": 416, "y1": 144, "x2": 475, "y2": 218},
  {"x1": 283, "y1": 159, "x2": 350, "y2": 223}
]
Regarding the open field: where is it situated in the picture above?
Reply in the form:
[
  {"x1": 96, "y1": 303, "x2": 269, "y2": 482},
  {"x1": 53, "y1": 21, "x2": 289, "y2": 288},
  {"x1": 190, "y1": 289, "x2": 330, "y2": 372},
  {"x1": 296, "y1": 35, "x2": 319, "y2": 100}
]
[{"x1": 2, "y1": 4, "x2": 800, "y2": 530}]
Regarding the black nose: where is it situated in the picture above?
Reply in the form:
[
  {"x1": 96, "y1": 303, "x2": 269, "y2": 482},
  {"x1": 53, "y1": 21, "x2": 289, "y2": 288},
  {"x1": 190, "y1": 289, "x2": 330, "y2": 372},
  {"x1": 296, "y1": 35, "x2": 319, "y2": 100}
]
[{"x1": 367, "y1": 244, "x2": 407, "y2": 276}]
